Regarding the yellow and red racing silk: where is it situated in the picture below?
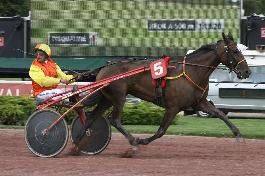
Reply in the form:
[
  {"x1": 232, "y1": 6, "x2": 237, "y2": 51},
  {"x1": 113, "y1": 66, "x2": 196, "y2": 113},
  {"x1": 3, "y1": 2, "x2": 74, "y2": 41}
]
[{"x1": 29, "y1": 58, "x2": 74, "y2": 97}]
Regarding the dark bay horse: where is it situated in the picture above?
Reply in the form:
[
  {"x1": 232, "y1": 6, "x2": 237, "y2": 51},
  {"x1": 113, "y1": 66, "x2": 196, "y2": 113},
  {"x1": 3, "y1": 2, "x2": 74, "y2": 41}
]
[{"x1": 76, "y1": 32, "x2": 251, "y2": 150}]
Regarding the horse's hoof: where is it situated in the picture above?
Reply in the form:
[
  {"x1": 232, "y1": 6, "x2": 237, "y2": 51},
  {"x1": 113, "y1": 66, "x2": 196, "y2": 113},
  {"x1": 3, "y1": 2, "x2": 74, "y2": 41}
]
[
  {"x1": 139, "y1": 138, "x2": 149, "y2": 145},
  {"x1": 235, "y1": 136, "x2": 245, "y2": 143},
  {"x1": 129, "y1": 137, "x2": 140, "y2": 146}
]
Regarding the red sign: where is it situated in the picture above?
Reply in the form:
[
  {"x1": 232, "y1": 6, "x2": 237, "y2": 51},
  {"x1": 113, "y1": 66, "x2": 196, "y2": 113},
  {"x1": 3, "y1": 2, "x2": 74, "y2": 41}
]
[
  {"x1": 0, "y1": 82, "x2": 32, "y2": 96},
  {"x1": 150, "y1": 59, "x2": 167, "y2": 79},
  {"x1": 0, "y1": 81, "x2": 91, "y2": 96},
  {"x1": 0, "y1": 37, "x2": 4, "y2": 47},
  {"x1": 261, "y1": 28, "x2": 265, "y2": 38}
]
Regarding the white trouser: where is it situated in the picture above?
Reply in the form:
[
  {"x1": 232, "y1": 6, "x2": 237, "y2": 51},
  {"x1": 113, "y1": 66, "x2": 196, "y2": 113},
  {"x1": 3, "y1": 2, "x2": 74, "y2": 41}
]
[{"x1": 35, "y1": 89, "x2": 66, "y2": 104}]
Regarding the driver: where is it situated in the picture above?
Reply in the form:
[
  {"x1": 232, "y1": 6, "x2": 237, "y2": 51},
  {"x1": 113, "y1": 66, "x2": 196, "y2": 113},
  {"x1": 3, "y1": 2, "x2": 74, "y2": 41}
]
[{"x1": 29, "y1": 43, "x2": 78, "y2": 104}]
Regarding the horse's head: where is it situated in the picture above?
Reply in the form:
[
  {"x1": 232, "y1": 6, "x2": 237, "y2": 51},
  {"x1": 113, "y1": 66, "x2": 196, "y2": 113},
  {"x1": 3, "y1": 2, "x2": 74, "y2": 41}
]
[{"x1": 217, "y1": 32, "x2": 251, "y2": 79}]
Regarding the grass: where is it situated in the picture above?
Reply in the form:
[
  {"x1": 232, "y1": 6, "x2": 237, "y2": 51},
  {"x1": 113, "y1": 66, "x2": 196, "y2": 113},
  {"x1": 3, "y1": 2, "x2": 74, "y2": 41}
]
[
  {"x1": 118, "y1": 116, "x2": 265, "y2": 139},
  {"x1": 2, "y1": 116, "x2": 265, "y2": 140}
]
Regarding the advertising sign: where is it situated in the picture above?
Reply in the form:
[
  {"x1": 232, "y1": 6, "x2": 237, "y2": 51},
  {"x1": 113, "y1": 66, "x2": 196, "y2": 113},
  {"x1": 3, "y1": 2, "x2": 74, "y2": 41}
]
[
  {"x1": 0, "y1": 81, "x2": 90, "y2": 96},
  {"x1": 148, "y1": 19, "x2": 224, "y2": 32},
  {"x1": 49, "y1": 32, "x2": 98, "y2": 45}
]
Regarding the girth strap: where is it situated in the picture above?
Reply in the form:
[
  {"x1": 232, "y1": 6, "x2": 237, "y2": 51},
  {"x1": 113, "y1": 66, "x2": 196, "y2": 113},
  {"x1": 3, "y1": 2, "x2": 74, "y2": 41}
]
[{"x1": 154, "y1": 78, "x2": 166, "y2": 106}]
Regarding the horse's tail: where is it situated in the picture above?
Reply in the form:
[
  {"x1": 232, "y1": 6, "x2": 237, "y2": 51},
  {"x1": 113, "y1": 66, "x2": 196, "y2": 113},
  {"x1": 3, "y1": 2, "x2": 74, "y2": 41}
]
[{"x1": 82, "y1": 90, "x2": 103, "y2": 107}]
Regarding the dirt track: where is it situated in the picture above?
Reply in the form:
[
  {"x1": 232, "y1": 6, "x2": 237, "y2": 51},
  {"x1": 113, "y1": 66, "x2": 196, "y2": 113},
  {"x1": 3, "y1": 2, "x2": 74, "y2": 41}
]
[{"x1": 1, "y1": 129, "x2": 265, "y2": 176}]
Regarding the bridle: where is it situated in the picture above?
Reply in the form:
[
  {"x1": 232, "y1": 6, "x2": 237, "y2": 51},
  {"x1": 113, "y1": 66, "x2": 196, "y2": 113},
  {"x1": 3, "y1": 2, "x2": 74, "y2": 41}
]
[{"x1": 219, "y1": 44, "x2": 246, "y2": 74}]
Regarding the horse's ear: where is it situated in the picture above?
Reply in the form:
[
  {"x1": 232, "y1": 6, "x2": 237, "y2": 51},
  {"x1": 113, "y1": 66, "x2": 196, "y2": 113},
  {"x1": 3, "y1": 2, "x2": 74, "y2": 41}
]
[
  {"x1": 222, "y1": 32, "x2": 228, "y2": 42},
  {"x1": 227, "y1": 32, "x2": 234, "y2": 41}
]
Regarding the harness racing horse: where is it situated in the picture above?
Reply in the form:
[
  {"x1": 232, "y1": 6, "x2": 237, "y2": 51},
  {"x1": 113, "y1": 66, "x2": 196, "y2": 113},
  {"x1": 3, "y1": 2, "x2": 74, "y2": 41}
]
[{"x1": 74, "y1": 32, "x2": 251, "y2": 152}]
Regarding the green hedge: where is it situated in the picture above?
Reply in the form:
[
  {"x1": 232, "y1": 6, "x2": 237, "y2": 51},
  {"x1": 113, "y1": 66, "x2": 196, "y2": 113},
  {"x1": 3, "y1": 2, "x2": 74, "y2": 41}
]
[
  {"x1": 0, "y1": 96, "x2": 178, "y2": 126},
  {"x1": 0, "y1": 96, "x2": 36, "y2": 126},
  {"x1": 122, "y1": 102, "x2": 178, "y2": 125}
]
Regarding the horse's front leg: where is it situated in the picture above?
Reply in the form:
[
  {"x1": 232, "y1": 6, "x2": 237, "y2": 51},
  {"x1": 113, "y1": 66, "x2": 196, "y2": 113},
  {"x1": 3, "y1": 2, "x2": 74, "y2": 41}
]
[
  {"x1": 137, "y1": 107, "x2": 180, "y2": 145},
  {"x1": 198, "y1": 99, "x2": 242, "y2": 139}
]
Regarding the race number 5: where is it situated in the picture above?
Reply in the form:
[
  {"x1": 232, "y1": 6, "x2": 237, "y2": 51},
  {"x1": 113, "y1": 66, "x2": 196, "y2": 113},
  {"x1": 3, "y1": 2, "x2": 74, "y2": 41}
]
[{"x1": 150, "y1": 59, "x2": 167, "y2": 79}]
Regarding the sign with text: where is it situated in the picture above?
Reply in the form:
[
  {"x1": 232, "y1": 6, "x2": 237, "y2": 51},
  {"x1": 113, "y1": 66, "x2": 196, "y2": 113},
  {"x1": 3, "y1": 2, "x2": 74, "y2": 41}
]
[
  {"x1": 49, "y1": 32, "x2": 98, "y2": 45},
  {"x1": 0, "y1": 81, "x2": 90, "y2": 96},
  {"x1": 148, "y1": 19, "x2": 224, "y2": 32}
]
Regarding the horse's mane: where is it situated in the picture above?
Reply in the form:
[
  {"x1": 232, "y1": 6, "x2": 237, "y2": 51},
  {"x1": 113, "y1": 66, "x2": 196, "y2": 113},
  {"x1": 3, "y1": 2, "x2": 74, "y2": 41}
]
[{"x1": 186, "y1": 40, "x2": 222, "y2": 58}]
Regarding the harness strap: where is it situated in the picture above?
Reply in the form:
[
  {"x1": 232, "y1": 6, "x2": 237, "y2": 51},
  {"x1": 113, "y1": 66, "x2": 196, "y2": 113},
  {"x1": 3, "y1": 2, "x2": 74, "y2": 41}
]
[
  {"x1": 165, "y1": 56, "x2": 209, "y2": 98},
  {"x1": 165, "y1": 72, "x2": 184, "y2": 80}
]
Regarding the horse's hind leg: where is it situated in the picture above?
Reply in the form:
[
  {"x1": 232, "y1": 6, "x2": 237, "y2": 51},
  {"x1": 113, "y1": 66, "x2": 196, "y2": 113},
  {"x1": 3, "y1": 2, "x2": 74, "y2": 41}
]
[
  {"x1": 137, "y1": 107, "x2": 180, "y2": 145},
  {"x1": 198, "y1": 99, "x2": 242, "y2": 139},
  {"x1": 109, "y1": 98, "x2": 140, "y2": 146}
]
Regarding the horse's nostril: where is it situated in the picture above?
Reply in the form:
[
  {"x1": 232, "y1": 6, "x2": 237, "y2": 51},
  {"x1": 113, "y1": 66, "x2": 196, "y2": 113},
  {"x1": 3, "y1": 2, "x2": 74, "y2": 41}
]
[
  {"x1": 245, "y1": 70, "x2": 251, "y2": 77},
  {"x1": 247, "y1": 70, "x2": 251, "y2": 75}
]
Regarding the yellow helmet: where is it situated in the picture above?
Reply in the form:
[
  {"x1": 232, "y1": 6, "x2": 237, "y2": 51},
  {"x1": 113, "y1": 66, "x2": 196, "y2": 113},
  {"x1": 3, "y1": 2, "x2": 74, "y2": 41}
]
[{"x1": 34, "y1": 43, "x2": 51, "y2": 57}]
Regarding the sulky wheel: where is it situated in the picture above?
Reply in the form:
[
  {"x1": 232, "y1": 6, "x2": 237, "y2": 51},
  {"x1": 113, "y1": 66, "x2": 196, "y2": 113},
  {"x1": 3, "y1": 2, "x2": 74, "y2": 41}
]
[
  {"x1": 71, "y1": 112, "x2": 111, "y2": 155},
  {"x1": 24, "y1": 109, "x2": 68, "y2": 157}
]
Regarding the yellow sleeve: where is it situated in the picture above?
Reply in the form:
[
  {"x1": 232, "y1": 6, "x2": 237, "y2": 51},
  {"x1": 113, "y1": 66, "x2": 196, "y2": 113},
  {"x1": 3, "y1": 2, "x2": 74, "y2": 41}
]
[
  {"x1": 55, "y1": 64, "x2": 74, "y2": 81},
  {"x1": 29, "y1": 64, "x2": 61, "y2": 87}
]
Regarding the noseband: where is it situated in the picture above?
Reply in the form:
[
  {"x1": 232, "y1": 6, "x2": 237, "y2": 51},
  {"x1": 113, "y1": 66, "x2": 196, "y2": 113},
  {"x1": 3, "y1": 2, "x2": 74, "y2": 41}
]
[{"x1": 234, "y1": 59, "x2": 246, "y2": 69}]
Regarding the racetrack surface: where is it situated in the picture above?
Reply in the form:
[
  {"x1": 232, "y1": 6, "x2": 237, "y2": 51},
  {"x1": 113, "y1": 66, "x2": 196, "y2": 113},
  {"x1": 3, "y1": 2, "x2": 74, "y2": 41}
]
[{"x1": 1, "y1": 129, "x2": 265, "y2": 176}]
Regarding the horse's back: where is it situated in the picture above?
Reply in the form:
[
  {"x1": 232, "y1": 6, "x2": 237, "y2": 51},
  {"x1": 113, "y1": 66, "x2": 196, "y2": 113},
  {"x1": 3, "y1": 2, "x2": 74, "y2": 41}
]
[
  {"x1": 96, "y1": 60, "x2": 157, "y2": 102},
  {"x1": 96, "y1": 60, "x2": 150, "y2": 80}
]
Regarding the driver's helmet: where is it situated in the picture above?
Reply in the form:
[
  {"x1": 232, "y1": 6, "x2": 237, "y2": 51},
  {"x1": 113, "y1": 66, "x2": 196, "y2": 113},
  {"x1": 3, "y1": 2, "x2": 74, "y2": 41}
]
[{"x1": 34, "y1": 44, "x2": 51, "y2": 57}]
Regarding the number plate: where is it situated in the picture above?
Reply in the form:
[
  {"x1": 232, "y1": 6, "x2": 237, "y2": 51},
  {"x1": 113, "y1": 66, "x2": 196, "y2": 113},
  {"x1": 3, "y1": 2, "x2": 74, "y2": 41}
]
[{"x1": 150, "y1": 59, "x2": 167, "y2": 79}]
